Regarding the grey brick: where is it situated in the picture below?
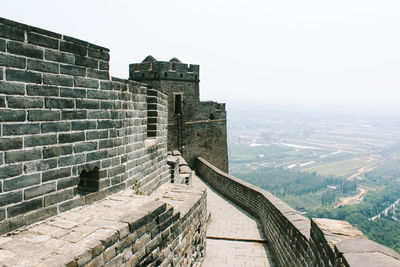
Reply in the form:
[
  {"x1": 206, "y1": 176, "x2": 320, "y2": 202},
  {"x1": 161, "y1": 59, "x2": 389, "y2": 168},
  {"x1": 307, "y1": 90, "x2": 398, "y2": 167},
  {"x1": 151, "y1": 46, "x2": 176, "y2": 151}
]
[
  {"x1": 61, "y1": 110, "x2": 87, "y2": 120},
  {"x1": 42, "y1": 167, "x2": 71, "y2": 182},
  {"x1": 0, "y1": 54, "x2": 26, "y2": 69},
  {"x1": 100, "y1": 101, "x2": 114, "y2": 110},
  {"x1": 23, "y1": 206, "x2": 58, "y2": 225},
  {"x1": 45, "y1": 98, "x2": 74, "y2": 109},
  {"x1": 0, "y1": 38, "x2": 5, "y2": 52},
  {"x1": 59, "y1": 132, "x2": 85, "y2": 143},
  {"x1": 6, "y1": 69, "x2": 42, "y2": 84},
  {"x1": 0, "y1": 96, "x2": 4, "y2": 107},
  {"x1": 7, "y1": 40, "x2": 44, "y2": 59},
  {"x1": 0, "y1": 81, "x2": 25, "y2": 95},
  {"x1": 24, "y1": 159, "x2": 57, "y2": 173},
  {"x1": 0, "y1": 109, "x2": 25, "y2": 122},
  {"x1": 75, "y1": 56, "x2": 98, "y2": 68},
  {"x1": 86, "y1": 130, "x2": 108, "y2": 140},
  {"x1": 25, "y1": 134, "x2": 57, "y2": 147},
  {"x1": 88, "y1": 48, "x2": 109, "y2": 61},
  {"x1": 87, "y1": 69, "x2": 109, "y2": 80},
  {"x1": 24, "y1": 182, "x2": 56, "y2": 200},
  {"x1": 27, "y1": 32, "x2": 59, "y2": 49},
  {"x1": 100, "y1": 81, "x2": 113, "y2": 90},
  {"x1": 3, "y1": 124, "x2": 40, "y2": 136},
  {"x1": 43, "y1": 145, "x2": 73, "y2": 159},
  {"x1": 88, "y1": 110, "x2": 111, "y2": 119},
  {"x1": 71, "y1": 121, "x2": 96, "y2": 131},
  {"x1": 0, "y1": 24, "x2": 25, "y2": 41},
  {"x1": 98, "y1": 120, "x2": 115, "y2": 129},
  {"x1": 74, "y1": 77, "x2": 99, "y2": 88},
  {"x1": 0, "y1": 209, "x2": 5, "y2": 221},
  {"x1": 28, "y1": 110, "x2": 60, "y2": 121},
  {"x1": 57, "y1": 176, "x2": 79, "y2": 190},
  {"x1": 45, "y1": 49, "x2": 74, "y2": 64},
  {"x1": 0, "y1": 137, "x2": 23, "y2": 150},
  {"x1": 44, "y1": 188, "x2": 74, "y2": 206},
  {"x1": 86, "y1": 150, "x2": 108, "y2": 162},
  {"x1": 76, "y1": 99, "x2": 99, "y2": 109},
  {"x1": 99, "y1": 139, "x2": 113, "y2": 149},
  {"x1": 26, "y1": 84, "x2": 59, "y2": 96},
  {"x1": 74, "y1": 142, "x2": 97, "y2": 153},
  {"x1": 59, "y1": 197, "x2": 85, "y2": 212},
  {"x1": 43, "y1": 74, "x2": 73, "y2": 86},
  {"x1": 7, "y1": 96, "x2": 43, "y2": 108},
  {"x1": 60, "y1": 87, "x2": 86, "y2": 98},
  {"x1": 3, "y1": 173, "x2": 40, "y2": 191},
  {"x1": 60, "y1": 64, "x2": 86, "y2": 77},
  {"x1": 41, "y1": 121, "x2": 70, "y2": 133},
  {"x1": 0, "y1": 163, "x2": 23, "y2": 179},
  {"x1": 59, "y1": 154, "x2": 85, "y2": 167},
  {"x1": 27, "y1": 58, "x2": 58, "y2": 73},
  {"x1": 7, "y1": 198, "x2": 43, "y2": 217},
  {"x1": 87, "y1": 90, "x2": 109, "y2": 100},
  {"x1": 0, "y1": 191, "x2": 22, "y2": 206},
  {"x1": 5, "y1": 149, "x2": 42, "y2": 164},
  {"x1": 99, "y1": 61, "x2": 109, "y2": 71},
  {"x1": 60, "y1": 41, "x2": 87, "y2": 56}
]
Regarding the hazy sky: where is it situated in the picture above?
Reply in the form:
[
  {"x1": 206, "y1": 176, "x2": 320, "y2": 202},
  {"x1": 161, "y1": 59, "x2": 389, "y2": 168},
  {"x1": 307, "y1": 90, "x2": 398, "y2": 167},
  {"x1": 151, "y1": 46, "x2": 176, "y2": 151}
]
[{"x1": 2, "y1": 1, "x2": 400, "y2": 112}]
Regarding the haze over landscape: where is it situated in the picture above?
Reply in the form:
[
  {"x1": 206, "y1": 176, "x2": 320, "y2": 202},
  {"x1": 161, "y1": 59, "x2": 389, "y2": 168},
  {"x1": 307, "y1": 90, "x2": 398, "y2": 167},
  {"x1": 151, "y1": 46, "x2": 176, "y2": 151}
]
[
  {"x1": 2, "y1": 0, "x2": 400, "y2": 254},
  {"x1": 2, "y1": 0, "x2": 400, "y2": 112}
]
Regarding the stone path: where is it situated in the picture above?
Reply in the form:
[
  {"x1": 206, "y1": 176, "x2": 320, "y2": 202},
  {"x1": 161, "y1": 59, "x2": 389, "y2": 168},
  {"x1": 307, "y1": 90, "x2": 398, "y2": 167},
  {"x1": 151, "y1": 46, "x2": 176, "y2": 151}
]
[{"x1": 193, "y1": 176, "x2": 274, "y2": 267}]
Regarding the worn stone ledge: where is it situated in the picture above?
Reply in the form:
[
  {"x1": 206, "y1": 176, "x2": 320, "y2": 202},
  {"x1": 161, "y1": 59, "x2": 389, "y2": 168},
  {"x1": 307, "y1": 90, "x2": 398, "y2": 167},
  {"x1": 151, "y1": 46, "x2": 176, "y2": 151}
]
[{"x1": 0, "y1": 180, "x2": 207, "y2": 267}]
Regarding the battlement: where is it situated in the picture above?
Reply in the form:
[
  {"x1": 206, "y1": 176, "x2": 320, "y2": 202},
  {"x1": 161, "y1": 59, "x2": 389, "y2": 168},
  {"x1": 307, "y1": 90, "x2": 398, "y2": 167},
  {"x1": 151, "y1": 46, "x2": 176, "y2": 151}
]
[{"x1": 129, "y1": 56, "x2": 199, "y2": 82}]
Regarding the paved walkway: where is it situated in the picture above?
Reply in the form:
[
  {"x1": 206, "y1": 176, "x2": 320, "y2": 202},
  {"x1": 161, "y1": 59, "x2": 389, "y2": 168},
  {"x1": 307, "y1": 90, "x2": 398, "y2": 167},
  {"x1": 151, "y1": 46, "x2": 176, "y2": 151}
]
[{"x1": 193, "y1": 176, "x2": 274, "y2": 267}]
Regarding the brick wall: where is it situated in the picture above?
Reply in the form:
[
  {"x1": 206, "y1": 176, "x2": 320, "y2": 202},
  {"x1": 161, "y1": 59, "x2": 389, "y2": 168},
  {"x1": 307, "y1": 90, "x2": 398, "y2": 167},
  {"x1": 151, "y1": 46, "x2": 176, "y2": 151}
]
[
  {"x1": 0, "y1": 17, "x2": 170, "y2": 234},
  {"x1": 196, "y1": 157, "x2": 400, "y2": 267}
]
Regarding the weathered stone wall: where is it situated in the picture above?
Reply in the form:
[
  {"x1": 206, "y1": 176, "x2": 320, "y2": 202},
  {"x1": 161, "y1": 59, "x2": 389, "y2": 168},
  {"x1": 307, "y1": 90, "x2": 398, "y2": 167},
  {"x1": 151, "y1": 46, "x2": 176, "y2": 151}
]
[
  {"x1": 0, "y1": 17, "x2": 170, "y2": 234},
  {"x1": 196, "y1": 157, "x2": 400, "y2": 267},
  {"x1": 129, "y1": 58, "x2": 229, "y2": 173},
  {"x1": 0, "y1": 181, "x2": 207, "y2": 266}
]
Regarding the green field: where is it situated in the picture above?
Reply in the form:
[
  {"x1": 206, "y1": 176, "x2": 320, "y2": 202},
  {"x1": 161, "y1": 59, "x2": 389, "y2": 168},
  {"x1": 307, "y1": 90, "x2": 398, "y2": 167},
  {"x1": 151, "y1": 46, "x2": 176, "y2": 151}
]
[{"x1": 303, "y1": 159, "x2": 370, "y2": 177}]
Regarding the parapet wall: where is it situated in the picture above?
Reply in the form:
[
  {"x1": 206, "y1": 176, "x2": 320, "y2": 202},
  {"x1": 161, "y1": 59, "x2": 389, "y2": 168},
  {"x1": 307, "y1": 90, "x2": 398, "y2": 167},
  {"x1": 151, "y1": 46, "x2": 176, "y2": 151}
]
[
  {"x1": 196, "y1": 157, "x2": 400, "y2": 267},
  {"x1": 0, "y1": 17, "x2": 170, "y2": 234}
]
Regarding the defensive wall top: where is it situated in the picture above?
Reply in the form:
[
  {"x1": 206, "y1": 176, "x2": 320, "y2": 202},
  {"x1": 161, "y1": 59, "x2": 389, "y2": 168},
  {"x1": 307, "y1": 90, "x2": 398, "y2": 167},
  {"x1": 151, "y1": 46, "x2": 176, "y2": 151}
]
[{"x1": 129, "y1": 56, "x2": 199, "y2": 82}]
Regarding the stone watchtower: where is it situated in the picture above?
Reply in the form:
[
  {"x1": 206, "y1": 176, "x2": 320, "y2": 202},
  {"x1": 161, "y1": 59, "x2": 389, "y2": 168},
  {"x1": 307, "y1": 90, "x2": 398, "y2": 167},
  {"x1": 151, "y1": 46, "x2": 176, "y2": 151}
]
[{"x1": 129, "y1": 56, "x2": 229, "y2": 172}]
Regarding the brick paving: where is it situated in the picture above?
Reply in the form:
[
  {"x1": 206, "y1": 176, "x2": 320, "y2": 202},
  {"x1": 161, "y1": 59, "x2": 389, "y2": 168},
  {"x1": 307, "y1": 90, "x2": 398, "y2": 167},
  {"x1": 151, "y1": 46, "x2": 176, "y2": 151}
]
[{"x1": 193, "y1": 176, "x2": 274, "y2": 267}]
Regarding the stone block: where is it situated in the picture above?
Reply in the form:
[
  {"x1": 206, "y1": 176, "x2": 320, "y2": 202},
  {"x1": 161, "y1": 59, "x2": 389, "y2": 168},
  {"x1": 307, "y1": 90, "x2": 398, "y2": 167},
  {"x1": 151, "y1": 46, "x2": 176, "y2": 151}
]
[
  {"x1": 58, "y1": 132, "x2": 85, "y2": 143},
  {"x1": 43, "y1": 73, "x2": 73, "y2": 86},
  {"x1": 27, "y1": 32, "x2": 59, "y2": 49},
  {"x1": 60, "y1": 64, "x2": 86, "y2": 77},
  {"x1": 7, "y1": 198, "x2": 43, "y2": 217},
  {"x1": 0, "y1": 23, "x2": 24, "y2": 41},
  {"x1": 45, "y1": 49, "x2": 74, "y2": 64},
  {"x1": 6, "y1": 69, "x2": 42, "y2": 84},
  {"x1": 27, "y1": 58, "x2": 58, "y2": 73},
  {"x1": 0, "y1": 81, "x2": 25, "y2": 94},
  {"x1": 25, "y1": 134, "x2": 57, "y2": 147},
  {"x1": 2, "y1": 123, "x2": 40, "y2": 136},
  {"x1": 45, "y1": 98, "x2": 74, "y2": 109},
  {"x1": 0, "y1": 137, "x2": 23, "y2": 151},
  {"x1": 42, "y1": 167, "x2": 71, "y2": 182},
  {"x1": 7, "y1": 40, "x2": 44, "y2": 59},
  {"x1": 28, "y1": 110, "x2": 60, "y2": 121},
  {"x1": 26, "y1": 84, "x2": 59, "y2": 96},
  {"x1": 61, "y1": 110, "x2": 88, "y2": 120},
  {"x1": 60, "y1": 87, "x2": 86, "y2": 98},
  {"x1": 24, "y1": 182, "x2": 56, "y2": 200}
]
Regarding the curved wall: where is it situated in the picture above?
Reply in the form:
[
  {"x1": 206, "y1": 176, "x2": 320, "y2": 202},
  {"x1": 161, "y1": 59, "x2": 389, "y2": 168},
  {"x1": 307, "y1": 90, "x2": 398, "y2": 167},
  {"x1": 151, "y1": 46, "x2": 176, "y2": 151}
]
[{"x1": 196, "y1": 157, "x2": 400, "y2": 267}]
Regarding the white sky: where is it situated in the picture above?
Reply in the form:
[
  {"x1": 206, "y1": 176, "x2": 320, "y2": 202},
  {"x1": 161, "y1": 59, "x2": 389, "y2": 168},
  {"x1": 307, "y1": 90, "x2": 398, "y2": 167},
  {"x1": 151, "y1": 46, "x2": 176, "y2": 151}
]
[{"x1": 2, "y1": 0, "x2": 400, "y2": 112}]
